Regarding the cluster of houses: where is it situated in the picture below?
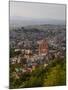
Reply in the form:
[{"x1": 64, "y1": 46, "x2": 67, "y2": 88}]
[{"x1": 10, "y1": 39, "x2": 65, "y2": 76}]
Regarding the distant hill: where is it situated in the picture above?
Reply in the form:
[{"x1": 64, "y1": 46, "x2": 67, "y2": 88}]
[{"x1": 10, "y1": 17, "x2": 65, "y2": 29}]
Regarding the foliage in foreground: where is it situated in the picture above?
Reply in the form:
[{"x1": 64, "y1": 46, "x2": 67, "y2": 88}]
[{"x1": 10, "y1": 58, "x2": 66, "y2": 89}]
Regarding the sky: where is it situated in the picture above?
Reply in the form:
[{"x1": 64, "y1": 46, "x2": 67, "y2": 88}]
[
  {"x1": 10, "y1": 1, "x2": 66, "y2": 20},
  {"x1": 10, "y1": 1, "x2": 66, "y2": 27}
]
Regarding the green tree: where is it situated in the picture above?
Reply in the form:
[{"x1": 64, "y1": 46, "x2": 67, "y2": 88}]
[{"x1": 43, "y1": 64, "x2": 66, "y2": 86}]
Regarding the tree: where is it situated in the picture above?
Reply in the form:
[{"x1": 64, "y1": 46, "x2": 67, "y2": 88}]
[{"x1": 43, "y1": 64, "x2": 66, "y2": 86}]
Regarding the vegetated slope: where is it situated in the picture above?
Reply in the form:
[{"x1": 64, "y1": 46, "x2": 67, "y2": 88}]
[{"x1": 10, "y1": 57, "x2": 66, "y2": 89}]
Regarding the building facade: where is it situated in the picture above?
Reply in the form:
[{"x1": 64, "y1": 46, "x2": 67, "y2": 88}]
[{"x1": 37, "y1": 39, "x2": 48, "y2": 56}]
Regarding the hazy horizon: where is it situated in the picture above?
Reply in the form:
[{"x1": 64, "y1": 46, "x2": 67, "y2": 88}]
[{"x1": 10, "y1": 1, "x2": 66, "y2": 28}]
